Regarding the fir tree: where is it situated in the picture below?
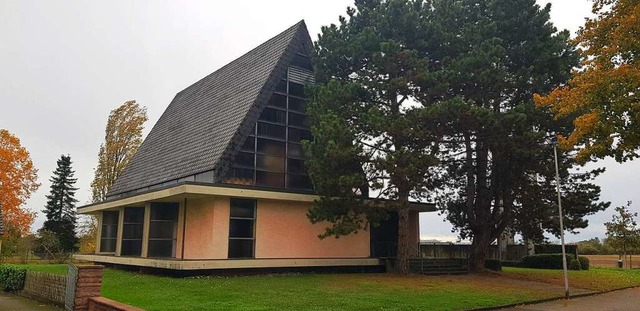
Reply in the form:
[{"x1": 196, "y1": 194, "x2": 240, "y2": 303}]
[{"x1": 42, "y1": 155, "x2": 78, "y2": 252}]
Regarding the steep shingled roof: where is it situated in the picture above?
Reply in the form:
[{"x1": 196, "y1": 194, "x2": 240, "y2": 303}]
[{"x1": 108, "y1": 21, "x2": 313, "y2": 197}]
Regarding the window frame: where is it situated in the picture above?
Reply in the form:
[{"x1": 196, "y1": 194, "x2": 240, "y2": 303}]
[{"x1": 228, "y1": 198, "x2": 257, "y2": 259}]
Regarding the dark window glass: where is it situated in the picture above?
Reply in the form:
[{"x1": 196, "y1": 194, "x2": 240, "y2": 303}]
[
  {"x1": 121, "y1": 207, "x2": 144, "y2": 256},
  {"x1": 289, "y1": 97, "x2": 307, "y2": 113},
  {"x1": 288, "y1": 112, "x2": 308, "y2": 128},
  {"x1": 275, "y1": 79, "x2": 287, "y2": 94},
  {"x1": 240, "y1": 136, "x2": 255, "y2": 152},
  {"x1": 230, "y1": 199, "x2": 256, "y2": 218},
  {"x1": 289, "y1": 82, "x2": 305, "y2": 97},
  {"x1": 268, "y1": 93, "x2": 287, "y2": 109},
  {"x1": 287, "y1": 143, "x2": 304, "y2": 158},
  {"x1": 225, "y1": 168, "x2": 254, "y2": 185},
  {"x1": 259, "y1": 107, "x2": 286, "y2": 124},
  {"x1": 256, "y1": 171, "x2": 285, "y2": 187},
  {"x1": 287, "y1": 159, "x2": 306, "y2": 174},
  {"x1": 257, "y1": 122, "x2": 286, "y2": 140},
  {"x1": 233, "y1": 152, "x2": 255, "y2": 168},
  {"x1": 100, "y1": 211, "x2": 118, "y2": 253},
  {"x1": 229, "y1": 219, "x2": 254, "y2": 238},
  {"x1": 229, "y1": 198, "x2": 256, "y2": 259},
  {"x1": 256, "y1": 155, "x2": 285, "y2": 172},
  {"x1": 148, "y1": 203, "x2": 179, "y2": 258},
  {"x1": 287, "y1": 174, "x2": 313, "y2": 190},
  {"x1": 292, "y1": 54, "x2": 313, "y2": 71},
  {"x1": 148, "y1": 240, "x2": 175, "y2": 258},
  {"x1": 288, "y1": 128, "x2": 313, "y2": 143},
  {"x1": 257, "y1": 138, "x2": 285, "y2": 156},
  {"x1": 228, "y1": 239, "x2": 254, "y2": 259}
]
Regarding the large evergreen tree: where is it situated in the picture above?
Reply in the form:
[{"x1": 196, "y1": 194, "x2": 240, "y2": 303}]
[
  {"x1": 307, "y1": 0, "x2": 440, "y2": 273},
  {"x1": 422, "y1": 0, "x2": 607, "y2": 271},
  {"x1": 42, "y1": 155, "x2": 78, "y2": 252}
]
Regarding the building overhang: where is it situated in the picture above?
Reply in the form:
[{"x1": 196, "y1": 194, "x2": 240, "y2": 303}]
[{"x1": 79, "y1": 182, "x2": 437, "y2": 214}]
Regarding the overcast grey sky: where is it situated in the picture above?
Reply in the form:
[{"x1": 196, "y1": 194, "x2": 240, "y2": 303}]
[{"x1": 1, "y1": 0, "x2": 637, "y2": 243}]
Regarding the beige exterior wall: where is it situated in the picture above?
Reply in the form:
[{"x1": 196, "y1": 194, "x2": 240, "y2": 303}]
[
  {"x1": 182, "y1": 197, "x2": 230, "y2": 259},
  {"x1": 255, "y1": 199, "x2": 370, "y2": 258}
]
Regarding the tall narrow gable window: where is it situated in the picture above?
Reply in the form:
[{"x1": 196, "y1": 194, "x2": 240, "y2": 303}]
[
  {"x1": 100, "y1": 211, "x2": 119, "y2": 253},
  {"x1": 228, "y1": 198, "x2": 256, "y2": 259}
]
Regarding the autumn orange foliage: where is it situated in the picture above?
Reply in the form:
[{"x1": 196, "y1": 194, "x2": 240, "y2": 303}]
[
  {"x1": 0, "y1": 129, "x2": 39, "y2": 237},
  {"x1": 535, "y1": 0, "x2": 640, "y2": 163}
]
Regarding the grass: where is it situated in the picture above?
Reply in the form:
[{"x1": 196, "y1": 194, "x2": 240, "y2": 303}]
[
  {"x1": 9, "y1": 263, "x2": 640, "y2": 310},
  {"x1": 502, "y1": 266, "x2": 640, "y2": 292}
]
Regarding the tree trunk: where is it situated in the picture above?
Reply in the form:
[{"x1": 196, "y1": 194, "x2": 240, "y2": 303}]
[
  {"x1": 396, "y1": 206, "x2": 411, "y2": 274},
  {"x1": 469, "y1": 229, "x2": 492, "y2": 272}
]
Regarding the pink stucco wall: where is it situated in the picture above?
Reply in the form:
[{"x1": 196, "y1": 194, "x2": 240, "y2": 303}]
[
  {"x1": 182, "y1": 197, "x2": 230, "y2": 259},
  {"x1": 255, "y1": 200, "x2": 370, "y2": 258},
  {"x1": 181, "y1": 196, "x2": 370, "y2": 259}
]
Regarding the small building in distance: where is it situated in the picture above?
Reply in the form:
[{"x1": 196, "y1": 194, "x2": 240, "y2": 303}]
[{"x1": 76, "y1": 21, "x2": 434, "y2": 273}]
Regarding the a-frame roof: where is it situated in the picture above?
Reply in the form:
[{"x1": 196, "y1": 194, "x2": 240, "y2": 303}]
[{"x1": 108, "y1": 21, "x2": 313, "y2": 197}]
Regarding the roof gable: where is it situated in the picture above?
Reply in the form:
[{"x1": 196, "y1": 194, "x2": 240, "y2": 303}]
[{"x1": 108, "y1": 21, "x2": 312, "y2": 197}]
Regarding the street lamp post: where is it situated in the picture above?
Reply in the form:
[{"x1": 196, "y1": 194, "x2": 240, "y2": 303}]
[{"x1": 552, "y1": 137, "x2": 570, "y2": 300}]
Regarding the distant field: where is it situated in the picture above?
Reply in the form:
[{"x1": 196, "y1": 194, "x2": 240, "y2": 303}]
[{"x1": 585, "y1": 254, "x2": 640, "y2": 269}]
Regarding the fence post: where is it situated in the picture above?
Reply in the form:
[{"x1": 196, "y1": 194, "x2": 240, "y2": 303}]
[{"x1": 65, "y1": 264, "x2": 104, "y2": 311}]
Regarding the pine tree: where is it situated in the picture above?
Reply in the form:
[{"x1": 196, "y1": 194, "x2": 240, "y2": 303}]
[{"x1": 42, "y1": 155, "x2": 78, "y2": 252}]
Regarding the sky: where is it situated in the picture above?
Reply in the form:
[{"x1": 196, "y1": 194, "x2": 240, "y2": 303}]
[{"x1": 1, "y1": 0, "x2": 637, "y2": 244}]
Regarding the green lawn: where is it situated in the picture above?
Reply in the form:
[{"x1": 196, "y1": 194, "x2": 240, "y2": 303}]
[{"x1": 10, "y1": 264, "x2": 640, "y2": 311}]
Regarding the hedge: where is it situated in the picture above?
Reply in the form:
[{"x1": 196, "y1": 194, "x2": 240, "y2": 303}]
[
  {"x1": 0, "y1": 265, "x2": 27, "y2": 291},
  {"x1": 578, "y1": 256, "x2": 590, "y2": 270},
  {"x1": 519, "y1": 253, "x2": 576, "y2": 269},
  {"x1": 569, "y1": 259, "x2": 582, "y2": 270},
  {"x1": 484, "y1": 259, "x2": 502, "y2": 271}
]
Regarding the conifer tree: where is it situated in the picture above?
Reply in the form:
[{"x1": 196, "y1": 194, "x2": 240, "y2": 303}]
[{"x1": 42, "y1": 155, "x2": 78, "y2": 252}]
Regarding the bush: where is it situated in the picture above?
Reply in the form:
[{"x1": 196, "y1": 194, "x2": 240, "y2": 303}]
[
  {"x1": 501, "y1": 260, "x2": 520, "y2": 267},
  {"x1": 569, "y1": 259, "x2": 582, "y2": 270},
  {"x1": 519, "y1": 253, "x2": 575, "y2": 269},
  {"x1": 0, "y1": 265, "x2": 27, "y2": 291},
  {"x1": 578, "y1": 256, "x2": 590, "y2": 270},
  {"x1": 484, "y1": 259, "x2": 502, "y2": 271}
]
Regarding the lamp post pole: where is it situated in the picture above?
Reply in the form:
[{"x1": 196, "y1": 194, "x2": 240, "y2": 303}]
[{"x1": 552, "y1": 137, "x2": 570, "y2": 300}]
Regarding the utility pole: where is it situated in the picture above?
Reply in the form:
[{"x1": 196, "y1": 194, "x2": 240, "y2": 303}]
[{"x1": 552, "y1": 137, "x2": 570, "y2": 300}]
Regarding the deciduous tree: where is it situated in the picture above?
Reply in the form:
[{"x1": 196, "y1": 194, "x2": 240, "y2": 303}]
[
  {"x1": 91, "y1": 100, "x2": 147, "y2": 202},
  {"x1": 535, "y1": 0, "x2": 640, "y2": 163},
  {"x1": 0, "y1": 129, "x2": 39, "y2": 237},
  {"x1": 42, "y1": 155, "x2": 78, "y2": 252},
  {"x1": 605, "y1": 201, "x2": 640, "y2": 267}
]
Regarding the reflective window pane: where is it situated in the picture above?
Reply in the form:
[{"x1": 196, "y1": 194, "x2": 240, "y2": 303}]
[
  {"x1": 256, "y1": 171, "x2": 285, "y2": 188},
  {"x1": 228, "y1": 239, "x2": 254, "y2": 258},
  {"x1": 230, "y1": 199, "x2": 256, "y2": 218},
  {"x1": 287, "y1": 158, "x2": 306, "y2": 174},
  {"x1": 259, "y1": 107, "x2": 287, "y2": 124},
  {"x1": 256, "y1": 155, "x2": 285, "y2": 172},
  {"x1": 268, "y1": 93, "x2": 287, "y2": 109},
  {"x1": 257, "y1": 122, "x2": 286, "y2": 140},
  {"x1": 275, "y1": 79, "x2": 287, "y2": 94},
  {"x1": 225, "y1": 168, "x2": 254, "y2": 185},
  {"x1": 150, "y1": 203, "x2": 179, "y2": 220},
  {"x1": 148, "y1": 240, "x2": 175, "y2": 258},
  {"x1": 289, "y1": 82, "x2": 305, "y2": 97},
  {"x1": 233, "y1": 152, "x2": 255, "y2": 168},
  {"x1": 288, "y1": 112, "x2": 308, "y2": 128},
  {"x1": 289, "y1": 97, "x2": 307, "y2": 113},
  {"x1": 287, "y1": 143, "x2": 304, "y2": 158},
  {"x1": 257, "y1": 138, "x2": 285, "y2": 156},
  {"x1": 288, "y1": 128, "x2": 313, "y2": 143},
  {"x1": 287, "y1": 174, "x2": 313, "y2": 190}
]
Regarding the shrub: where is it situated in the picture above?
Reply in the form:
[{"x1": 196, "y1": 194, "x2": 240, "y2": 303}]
[
  {"x1": 519, "y1": 253, "x2": 575, "y2": 269},
  {"x1": 0, "y1": 265, "x2": 27, "y2": 291},
  {"x1": 569, "y1": 259, "x2": 582, "y2": 270},
  {"x1": 501, "y1": 260, "x2": 520, "y2": 267},
  {"x1": 578, "y1": 256, "x2": 590, "y2": 270},
  {"x1": 484, "y1": 259, "x2": 502, "y2": 271}
]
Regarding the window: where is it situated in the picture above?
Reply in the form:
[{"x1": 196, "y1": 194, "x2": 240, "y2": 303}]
[
  {"x1": 228, "y1": 198, "x2": 256, "y2": 258},
  {"x1": 289, "y1": 82, "x2": 305, "y2": 97},
  {"x1": 287, "y1": 143, "x2": 304, "y2": 158},
  {"x1": 233, "y1": 152, "x2": 255, "y2": 168},
  {"x1": 257, "y1": 122, "x2": 286, "y2": 140},
  {"x1": 259, "y1": 107, "x2": 286, "y2": 125},
  {"x1": 240, "y1": 136, "x2": 255, "y2": 152},
  {"x1": 121, "y1": 207, "x2": 144, "y2": 256},
  {"x1": 148, "y1": 203, "x2": 179, "y2": 258},
  {"x1": 275, "y1": 79, "x2": 288, "y2": 94},
  {"x1": 224, "y1": 168, "x2": 255, "y2": 185},
  {"x1": 100, "y1": 211, "x2": 119, "y2": 253},
  {"x1": 256, "y1": 154, "x2": 285, "y2": 172},
  {"x1": 289, "y1": 97, "x2": 306, "y2": 113},
  {"x1": 257, "y1": 138, "x2": 285, "y2": 156},
  {"x1": 256, "y1": 171, "x2": 285, "y2": 188},
  {"x1": 292, "y1": 54, "x2": 313, "y2": 71},
  {"x1": 287, "y1": 174, "x2": 313, "y2": 190},
  {"x1": 267, "y1": 93, "x2": 287, "y2": 109},
  {"x1": 288, "y1": 128, "x2": 313, "y2": 143},
  {"x1": 288, "y1": 112, "x2": 308, "y2": 128}
]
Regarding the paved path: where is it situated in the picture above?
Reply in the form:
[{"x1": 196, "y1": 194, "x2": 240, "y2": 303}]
[
  {"x1": 501, "y1": 287, "x2": 640, "y2": 311},
  {"x1": 0, "y1": 291, "x2": 62, "y2": 311}
]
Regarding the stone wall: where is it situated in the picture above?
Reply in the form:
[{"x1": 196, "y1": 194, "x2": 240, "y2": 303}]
[{"x1": 21, "y1": 271, "x2": 66, "y2": 306}]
